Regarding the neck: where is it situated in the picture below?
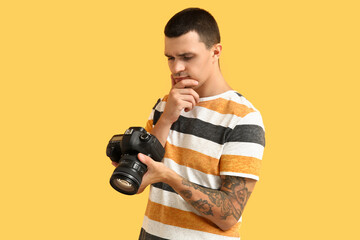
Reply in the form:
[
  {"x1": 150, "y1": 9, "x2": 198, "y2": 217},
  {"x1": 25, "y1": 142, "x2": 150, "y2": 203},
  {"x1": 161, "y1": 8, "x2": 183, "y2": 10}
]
[{"x1": 196, "y1": 70, "x2": 232, "y2": 98}]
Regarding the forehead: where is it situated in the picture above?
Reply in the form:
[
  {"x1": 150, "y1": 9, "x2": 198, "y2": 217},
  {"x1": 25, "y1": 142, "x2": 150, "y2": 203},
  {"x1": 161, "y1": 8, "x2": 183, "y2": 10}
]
[{"x1": 164, "y1": 31, "x2": 208, "y2": 56}]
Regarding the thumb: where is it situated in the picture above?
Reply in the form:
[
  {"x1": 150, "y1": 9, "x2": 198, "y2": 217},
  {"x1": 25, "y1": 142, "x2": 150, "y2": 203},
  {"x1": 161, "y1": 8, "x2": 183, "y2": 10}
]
[{"x1": 138, "y1": 153, "x2": 152, "y2": 166}]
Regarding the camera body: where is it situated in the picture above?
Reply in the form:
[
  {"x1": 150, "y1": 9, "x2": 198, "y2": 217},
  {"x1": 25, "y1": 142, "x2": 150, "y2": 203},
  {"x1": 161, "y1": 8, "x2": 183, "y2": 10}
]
[{"x1": 106, "y1": 127, "x2": 165, "y2": 195}]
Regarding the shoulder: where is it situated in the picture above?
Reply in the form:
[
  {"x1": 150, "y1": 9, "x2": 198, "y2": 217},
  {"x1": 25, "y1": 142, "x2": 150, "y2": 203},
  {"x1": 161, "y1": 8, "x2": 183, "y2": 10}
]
[
  {"x1": 225, "y1": 92, "x2": 265, "y2": 146},
  {"x1": 227, "y1": 92, "x2": 259, "y2": 112},
  {"x1": 221, "y1": 91, "x2": 264, "y2": 122},
  {"x1": 152, "y1": 94, "x2": 169, "y2": 110}
]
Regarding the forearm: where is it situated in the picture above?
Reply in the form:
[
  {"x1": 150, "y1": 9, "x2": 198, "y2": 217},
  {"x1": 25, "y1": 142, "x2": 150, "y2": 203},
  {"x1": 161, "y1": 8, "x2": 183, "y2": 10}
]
[
  {"x1": 150, "y1": 115, "x2": 172, "y2": 147},
  {"x1": 179, "y1": 179, "x2": 239, "y2": 231},
  {"x1": 137, "y1": 150, "x2": 255, "y2": 230},
  {"x1": 163, "y1": 169, "x2": 252, "y2": 231},
  {"x1": 150, "y1": 79, "x2": 199, "y2": 146}
]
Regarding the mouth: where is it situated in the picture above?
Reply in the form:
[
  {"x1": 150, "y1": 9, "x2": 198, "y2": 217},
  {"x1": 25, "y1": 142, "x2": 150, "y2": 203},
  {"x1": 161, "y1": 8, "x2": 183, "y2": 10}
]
[{"x1": 172, "y1": 75, "x2": 191, "y2": 84}]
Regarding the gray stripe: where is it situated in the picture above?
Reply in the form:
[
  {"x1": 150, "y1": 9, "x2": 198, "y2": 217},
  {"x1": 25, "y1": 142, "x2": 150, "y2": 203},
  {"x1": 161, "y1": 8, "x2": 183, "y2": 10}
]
[
  {"x1": 229, "y1": 125, "x2": 265, "y2": 147},
  {"x1": 154, "y1": 110, "x2": 227, "y2": 144},
  {"x1": 172, "y1": 115, "x2": 228, "y2": 144},
  {"x1": 152, "y1": 181, "x2": 217, "y2": 193},
  {"x1": 152, "y1": 98, "x2": 161, "y2": 110},
  {"x1": 153, "y1": 109, "x2": 162, "y2": 126},
  {"x1": 154, "y1": 110, "x2": 265, "y2": 146},
  {"x1": 235, "y1": 92, "x2": 243, "y2": 97},
  {"x1": 152, "y1": 182, "x2": 177, "y2": 194},
  {"x1": 139, "y1": 228, "x2": 169, "y2": 240}
]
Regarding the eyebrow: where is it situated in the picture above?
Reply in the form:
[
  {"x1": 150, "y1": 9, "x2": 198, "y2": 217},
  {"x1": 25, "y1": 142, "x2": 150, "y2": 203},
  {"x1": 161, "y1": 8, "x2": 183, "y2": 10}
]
[{"x1": 164, "y1": 52, "x2": 194, "y2": 58}]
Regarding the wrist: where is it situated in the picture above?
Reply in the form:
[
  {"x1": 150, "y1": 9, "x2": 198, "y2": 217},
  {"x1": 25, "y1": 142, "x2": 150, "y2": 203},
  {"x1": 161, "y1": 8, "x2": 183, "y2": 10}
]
[
  {"x1": 162, "y1": 167, "x2": 182, "y2": 186},
  {"x1": 158, "y1": 114, "x2": 175, "y2": 127},
  {"x1": 150, "y1": 115, "x2": 173, "y2": 147}
]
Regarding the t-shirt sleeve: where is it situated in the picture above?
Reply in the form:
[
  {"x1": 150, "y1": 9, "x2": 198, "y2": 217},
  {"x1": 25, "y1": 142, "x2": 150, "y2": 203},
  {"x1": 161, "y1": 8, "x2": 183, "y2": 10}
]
[
  {"x1": 219, "y1": 111, "x2": 265, "y2": 181},
  {"x1": 145, "y1": 98, "x2": 162, "y2": 133}
]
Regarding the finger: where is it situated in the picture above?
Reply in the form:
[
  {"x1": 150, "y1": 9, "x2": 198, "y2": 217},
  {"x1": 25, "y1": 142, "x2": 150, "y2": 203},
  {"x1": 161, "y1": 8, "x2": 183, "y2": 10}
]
[
  {"x1": 136, "y1": 181, "x2": 147, "y2": 194},
  {"x1": 190, "y1": 88, "x2": 200, "y2": 103},
  {"x1": 173, "y1": 79, "x2": 198, "y2": 89},
  {"x1": 169, "y1": 92, "x2": 196, "y2": 112},
  {"x1": 137, "y1": 188, "x2": 145, "y2": 194},
  {"x1": 180, "y1": 95, "x2": 197, "y2": 110},
  {"x1": 171, "y1": 75, "x2": 176, "y2": 87},
  {"x1": 112, "y1": 162, "x2": 119, "y2": 167},
  {"x1": 138, "y1": 153, "x2": 152, "y2": 166},
  {"x1": 184, "y1": 101, "x2": 194, "y2": 112},
  {"x1": 177, "y1": 88, "x2": 200, "y2": 104}
]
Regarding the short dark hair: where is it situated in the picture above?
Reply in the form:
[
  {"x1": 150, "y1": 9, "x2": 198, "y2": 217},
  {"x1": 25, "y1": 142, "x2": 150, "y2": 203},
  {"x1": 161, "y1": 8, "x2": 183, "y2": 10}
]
[{"x1": 164, "y1": 8, "x2": 221, "y2": 49}]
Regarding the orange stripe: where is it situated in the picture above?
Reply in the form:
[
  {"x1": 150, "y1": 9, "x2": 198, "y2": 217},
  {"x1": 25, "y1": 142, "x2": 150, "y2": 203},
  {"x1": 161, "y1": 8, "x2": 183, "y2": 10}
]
[
  {"x1": 145, "y1": 200, "x2": 241, "y2": 237},
  {"x1": 220, "y1": 155, "x2": 261, "y2": 176},
  {"x1": 197, "y1": 98, "x2": 255, "y2": 118},
  {"x1": 145, "y1": 119, "x2": 153, "y2": 133},
  {"x1": 162, "y1": 95, "x2": 169, "y2": 102},
  {"x1": 162, "y1": 95, "x2": 254, "y2": 117},
  {"x1": 164, "y1": 143, "x2": 220, "y2": 175}
]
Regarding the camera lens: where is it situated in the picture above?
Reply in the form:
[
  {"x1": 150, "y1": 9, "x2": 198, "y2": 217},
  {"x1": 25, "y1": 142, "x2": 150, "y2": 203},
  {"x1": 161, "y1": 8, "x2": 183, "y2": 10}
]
[
  {"x1": 111, "y1": 177, "x2": 136, "y2": 193},
  {"x1": 109, "y1": 155, "x2": 147, "y2": 195}
]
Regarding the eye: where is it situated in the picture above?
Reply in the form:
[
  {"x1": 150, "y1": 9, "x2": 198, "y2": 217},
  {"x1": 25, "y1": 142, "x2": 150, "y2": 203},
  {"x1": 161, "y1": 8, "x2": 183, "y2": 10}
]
[
  {"x1": 183, "y1": 56, "x2": 194, "y2": 61},
  {"x1": 167, "y1": 56, "x2": 174, "y2": 61}
]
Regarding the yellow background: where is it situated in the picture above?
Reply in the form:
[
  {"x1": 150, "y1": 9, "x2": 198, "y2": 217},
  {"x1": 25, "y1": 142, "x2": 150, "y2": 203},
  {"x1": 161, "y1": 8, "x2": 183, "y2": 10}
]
[{"x1": 1, "y1": 0, "x2": 359, "y2": 239}]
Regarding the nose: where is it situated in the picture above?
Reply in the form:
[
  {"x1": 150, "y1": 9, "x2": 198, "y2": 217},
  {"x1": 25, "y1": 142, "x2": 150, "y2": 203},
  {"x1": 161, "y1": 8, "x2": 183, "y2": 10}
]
[{"x1": 170, "y1": 59, "x2": 186, "y2": 74}]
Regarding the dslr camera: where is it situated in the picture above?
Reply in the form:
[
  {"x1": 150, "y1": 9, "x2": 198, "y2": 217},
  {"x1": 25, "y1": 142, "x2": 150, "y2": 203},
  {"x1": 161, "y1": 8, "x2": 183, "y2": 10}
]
[{"x1": 106, "y1": 127, "x2": 165, "y2": 195}]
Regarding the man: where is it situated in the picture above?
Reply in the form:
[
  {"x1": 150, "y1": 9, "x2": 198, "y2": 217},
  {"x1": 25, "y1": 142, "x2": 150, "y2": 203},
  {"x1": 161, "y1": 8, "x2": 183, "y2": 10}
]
[{"x1": 115, "y1": 8, "x2": 265, "y2": 240}]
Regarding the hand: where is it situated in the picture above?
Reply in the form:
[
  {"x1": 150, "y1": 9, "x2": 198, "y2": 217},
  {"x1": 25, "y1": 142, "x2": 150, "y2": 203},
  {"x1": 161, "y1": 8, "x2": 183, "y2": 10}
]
[
  {"x1": 136, "y1": 153, "x2": 170, "y2": 194},
  {"x1": 162, "y1": 78, "x2": 200, "y2": 124},
  {"x1": 111, "y1": 161, "x2": 119, "y2": 167}
]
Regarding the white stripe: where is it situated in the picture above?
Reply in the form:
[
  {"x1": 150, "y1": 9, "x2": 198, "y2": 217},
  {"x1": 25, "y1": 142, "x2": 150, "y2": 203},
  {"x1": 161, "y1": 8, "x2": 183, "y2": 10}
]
[
  {"x1": 167, "y1": 130, "x2": 223, "y2": 159},
  {"x1": 148, "y1": 109, "x2": 155, "y2": 120},
  {"x1": 199, "y1": 90, "x2": 237, "y2": 102},
  {"x1": 222, "y1": 142, "x2": 264, "y2": 159},
  {"x1": 183, "y1": 109, "x2": 265, "y2": 134},
  {"x1": 156, "y1": 102, "x2": 241, "y2": 129},
  {"x1": 220, "y1": 171, "x2": 259, "y2": 181},
  {"x1": 163, "y1": 158, "x2": 221, "y2": 189},
  {"x1": 155, "y1": 100, "x2": 166, "y2": 112},
  {"x1": 240, "y1": 111, "x2": 265, "y2": 130},
  {"x1": 228, "y1": 94, "x2": 256, "y2": 109},
  {"x1": 155, "y1": 97, "x2": 264, "y2": 130},
  {"x1": 149, "y1": 186, "x2": 197, "y2": 214},
  {"x1": 182, "y1": 106, "x2": 240, "y2": 128},
  {"x1": 142, "y1": 216, "x2": 240, "y2": 240}
]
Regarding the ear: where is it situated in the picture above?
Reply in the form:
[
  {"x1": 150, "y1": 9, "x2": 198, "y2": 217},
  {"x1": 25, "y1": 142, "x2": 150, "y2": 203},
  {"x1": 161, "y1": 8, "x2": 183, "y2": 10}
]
[{"x1": 211, "y1": 43, "x2": 222, "y2": 63}]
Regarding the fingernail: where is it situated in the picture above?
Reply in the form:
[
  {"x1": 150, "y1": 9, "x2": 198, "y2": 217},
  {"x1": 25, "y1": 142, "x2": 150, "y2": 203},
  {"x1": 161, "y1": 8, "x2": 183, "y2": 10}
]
[{"x1": 138, "y1": 153, "x2": 146, "y2": 160}]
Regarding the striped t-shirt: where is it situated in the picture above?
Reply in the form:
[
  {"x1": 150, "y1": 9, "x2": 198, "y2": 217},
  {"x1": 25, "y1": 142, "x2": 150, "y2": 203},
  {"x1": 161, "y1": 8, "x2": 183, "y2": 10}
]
[{"x1": 140, "y1": 90, "x2": 265, "y2": 240}]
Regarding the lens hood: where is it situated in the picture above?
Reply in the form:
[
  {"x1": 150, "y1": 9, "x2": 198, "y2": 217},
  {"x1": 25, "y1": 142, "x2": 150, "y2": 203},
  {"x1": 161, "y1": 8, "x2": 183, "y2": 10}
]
[{"x1": 109, "y1": 155, "x2": 147, "y2": 195}]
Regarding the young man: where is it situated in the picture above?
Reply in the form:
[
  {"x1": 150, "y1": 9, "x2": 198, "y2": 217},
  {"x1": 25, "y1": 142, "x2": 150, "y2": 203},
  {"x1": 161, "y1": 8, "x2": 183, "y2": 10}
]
[{"x1": 115, "y1": 8, "x2": 265, "y2": 240}]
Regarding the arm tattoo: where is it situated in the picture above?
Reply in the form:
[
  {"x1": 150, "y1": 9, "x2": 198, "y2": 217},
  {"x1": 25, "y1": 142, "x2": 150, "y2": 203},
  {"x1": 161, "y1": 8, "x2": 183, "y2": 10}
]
[
  {"x1": 222, "y1": 176, "x2": 252, "y2": 213},
  {"x1": 180, "y1": 190, "x2": 192, "y2": 199},
  {"x1": 181, "y1": 176, "x2": 252, "y2": 221},
  {"x1": 180, "y1": 190, "x2": 214, "y2": 216},
  {"x1": 190, "y1": 199, "x2": 214, "y2": 216}
]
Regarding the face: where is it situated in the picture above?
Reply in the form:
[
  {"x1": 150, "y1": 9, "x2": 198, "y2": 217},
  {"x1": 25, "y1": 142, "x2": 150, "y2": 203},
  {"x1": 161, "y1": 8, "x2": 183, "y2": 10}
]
[{"x1": 164, "y1": 31, "x2": 220, "y2": 92}]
